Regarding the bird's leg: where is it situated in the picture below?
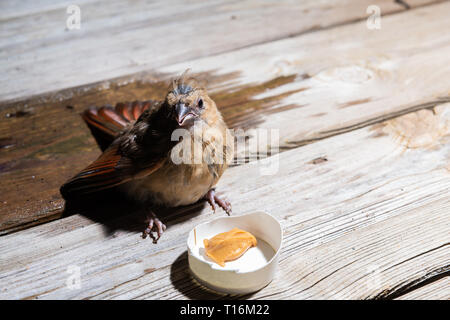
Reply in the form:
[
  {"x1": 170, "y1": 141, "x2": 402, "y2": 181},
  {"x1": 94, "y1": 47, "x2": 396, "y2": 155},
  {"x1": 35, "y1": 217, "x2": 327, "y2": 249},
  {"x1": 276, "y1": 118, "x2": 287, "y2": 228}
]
[
  {"x1": 204, "y1": 188, "x2": 232, "y2": 215},
  {"x1": 142, "y1": 209, "x2": 167, "y2": 244}
]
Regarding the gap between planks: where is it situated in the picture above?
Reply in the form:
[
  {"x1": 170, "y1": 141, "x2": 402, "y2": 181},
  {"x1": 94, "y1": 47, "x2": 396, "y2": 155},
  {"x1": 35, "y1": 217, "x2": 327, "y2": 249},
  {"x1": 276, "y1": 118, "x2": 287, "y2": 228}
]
[{"x1": 395, "y1": 276, "x2": 450, "y2": 300}]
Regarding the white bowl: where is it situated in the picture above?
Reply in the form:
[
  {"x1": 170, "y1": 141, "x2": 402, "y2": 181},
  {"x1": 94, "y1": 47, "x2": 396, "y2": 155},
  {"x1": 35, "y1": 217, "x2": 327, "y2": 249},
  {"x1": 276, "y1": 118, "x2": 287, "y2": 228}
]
[{"x1": 187, "y1": 211, "x2": 283, "y2": 294}]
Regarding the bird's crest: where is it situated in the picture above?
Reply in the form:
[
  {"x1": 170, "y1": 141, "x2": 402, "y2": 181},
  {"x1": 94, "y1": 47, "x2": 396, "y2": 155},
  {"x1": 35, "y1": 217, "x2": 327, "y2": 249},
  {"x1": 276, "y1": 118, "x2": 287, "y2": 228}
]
[{"x1": 170, "y1": 69, "x2": 203, "y2": 96}]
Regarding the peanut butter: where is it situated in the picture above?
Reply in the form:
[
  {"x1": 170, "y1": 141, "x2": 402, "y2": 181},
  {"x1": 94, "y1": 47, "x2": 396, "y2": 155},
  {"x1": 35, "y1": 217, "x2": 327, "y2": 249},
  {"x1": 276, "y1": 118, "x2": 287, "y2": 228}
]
[{"x1": 203, "y1": 228, "x2": 257, "y2": 267}]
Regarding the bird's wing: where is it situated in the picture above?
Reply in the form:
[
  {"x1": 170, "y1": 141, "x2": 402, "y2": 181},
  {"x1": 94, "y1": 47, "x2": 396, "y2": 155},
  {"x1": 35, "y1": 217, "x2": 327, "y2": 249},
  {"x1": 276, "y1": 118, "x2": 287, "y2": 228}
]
[
  {"x1": 82, "y1": 100, "x2": 157, "y2": 151},
  {"x1": 61, "y1": 101, "x2": 175, "y2": 199},
  {"x1": 60, "y1": 142, "x2": 166, "y2": 199}
]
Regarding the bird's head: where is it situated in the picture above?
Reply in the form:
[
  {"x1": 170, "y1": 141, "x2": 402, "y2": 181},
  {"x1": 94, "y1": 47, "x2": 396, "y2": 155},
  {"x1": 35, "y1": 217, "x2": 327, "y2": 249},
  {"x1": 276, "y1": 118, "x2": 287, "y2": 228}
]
[{"x1": 165, "y1": 71, "x2": 221, "y2": 128}]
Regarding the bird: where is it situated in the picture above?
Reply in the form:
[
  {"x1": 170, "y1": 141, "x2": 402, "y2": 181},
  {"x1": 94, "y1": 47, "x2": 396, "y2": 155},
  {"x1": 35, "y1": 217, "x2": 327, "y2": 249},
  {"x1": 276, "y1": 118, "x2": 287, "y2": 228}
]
[{"x1": 60, "y1": 71, "x2": 233, "y2": 242}]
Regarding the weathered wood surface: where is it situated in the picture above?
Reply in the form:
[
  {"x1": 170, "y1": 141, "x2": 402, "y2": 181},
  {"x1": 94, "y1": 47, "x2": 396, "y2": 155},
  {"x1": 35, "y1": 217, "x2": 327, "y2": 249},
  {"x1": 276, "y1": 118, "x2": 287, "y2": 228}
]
[
  {"x1": 1, "y1": 0, "x2": 449, "y2": 300},
  {"x1": 0, "y1": 0, "x2": 436, "y2": 103},
  {"x1": 396, "y1": 277, "x2": 449, "y2": 300},
  {"x1": 2, "y1": 2, "x2": 450, "y2": 235},
  {"x1": 0, "y1": 106, "x2": 449, "y2": 299}
]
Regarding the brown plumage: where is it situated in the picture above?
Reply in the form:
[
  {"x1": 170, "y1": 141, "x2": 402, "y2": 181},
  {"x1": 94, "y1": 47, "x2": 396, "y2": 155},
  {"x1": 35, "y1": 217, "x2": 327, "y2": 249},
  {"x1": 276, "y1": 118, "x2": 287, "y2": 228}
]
[{"x1": 61, "y1": 72, "x2": 233, "y2": 242}]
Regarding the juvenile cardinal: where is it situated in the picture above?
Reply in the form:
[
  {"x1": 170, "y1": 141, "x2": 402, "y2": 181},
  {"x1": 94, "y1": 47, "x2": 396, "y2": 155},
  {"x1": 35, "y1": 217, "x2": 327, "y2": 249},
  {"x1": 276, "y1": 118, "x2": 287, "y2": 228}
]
[{"x1": 61, "y1": 72, "x2": 233, "y2": 242}]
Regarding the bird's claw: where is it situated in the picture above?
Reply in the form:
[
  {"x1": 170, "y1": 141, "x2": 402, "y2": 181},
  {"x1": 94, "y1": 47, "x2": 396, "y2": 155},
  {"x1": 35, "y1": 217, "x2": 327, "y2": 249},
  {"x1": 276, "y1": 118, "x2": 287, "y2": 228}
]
[
  {"x1": 142, "y1": 211, "x2": 167, "y2": 243},
  {"x1": 205, "y1": 189, "x2": 232, "y2": 216}
]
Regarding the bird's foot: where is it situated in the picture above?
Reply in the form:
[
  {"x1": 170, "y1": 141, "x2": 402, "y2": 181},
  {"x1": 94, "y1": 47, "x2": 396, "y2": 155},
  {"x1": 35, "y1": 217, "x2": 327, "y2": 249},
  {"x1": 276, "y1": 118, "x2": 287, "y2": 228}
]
[
  {"x1": 204, "y1": 189, "x2": 232, "y2": 215},
  {"x1": 142, "y1": 210, "x2": 167, "y2": 244}
]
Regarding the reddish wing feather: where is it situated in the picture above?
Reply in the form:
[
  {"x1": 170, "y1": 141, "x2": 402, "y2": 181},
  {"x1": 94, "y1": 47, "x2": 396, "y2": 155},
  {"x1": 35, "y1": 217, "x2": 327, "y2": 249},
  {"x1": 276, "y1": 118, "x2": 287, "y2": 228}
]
[
  {"x1": 61, "y1": 100, "x2": 163, "y2": 199},
  {"x1": 60, "y1": 144, "x2": 128, "y2": 198},
  {"x1": 82, "y1": 100, "x2": 155, "y2": 151},
  {"x1": 60, "y1": 143, "x2": 166, "y2": 199}
]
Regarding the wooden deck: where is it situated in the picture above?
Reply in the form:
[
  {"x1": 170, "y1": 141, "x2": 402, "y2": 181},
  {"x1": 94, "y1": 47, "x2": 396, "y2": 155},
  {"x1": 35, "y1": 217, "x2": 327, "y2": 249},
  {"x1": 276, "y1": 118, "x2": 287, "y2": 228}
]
[{"x1": 0, "y1": 0, "x2": 449, "y2": 299}]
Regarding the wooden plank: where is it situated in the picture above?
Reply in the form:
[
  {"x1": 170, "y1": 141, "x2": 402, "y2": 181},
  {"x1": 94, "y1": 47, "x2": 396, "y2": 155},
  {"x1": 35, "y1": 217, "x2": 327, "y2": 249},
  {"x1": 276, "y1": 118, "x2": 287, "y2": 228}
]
[
  {"x1": 0, "y1": 106, "x2": 448, "y2": 299},
  {"x1": 132, "y1": 198, "x2": 450, "y2": 300},
  {"x1": 250, "y1": 199, "x2": 450, "y2": 299},
  {"x1": 0, "y1": 0, "x2": 100, "y2": 20},
  {"x1": 395, "y1": 277, "x2": 449, "y2": 300},
  {"x1": 160, "y1": 1, "x2": 450, "y2": 146},
  {"x1": 0, "y1": 0, "x2": 437, "y2": 103},
  {"x1": 1, "y1": 2, "x2": 450, "y2": 233}
]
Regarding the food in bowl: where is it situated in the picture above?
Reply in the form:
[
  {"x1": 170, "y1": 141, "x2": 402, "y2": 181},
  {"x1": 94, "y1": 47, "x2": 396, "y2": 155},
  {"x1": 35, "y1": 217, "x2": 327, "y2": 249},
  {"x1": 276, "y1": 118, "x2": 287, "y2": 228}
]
[{"x1": 203, "y1": 228, "x2": 257, "y2": 267}]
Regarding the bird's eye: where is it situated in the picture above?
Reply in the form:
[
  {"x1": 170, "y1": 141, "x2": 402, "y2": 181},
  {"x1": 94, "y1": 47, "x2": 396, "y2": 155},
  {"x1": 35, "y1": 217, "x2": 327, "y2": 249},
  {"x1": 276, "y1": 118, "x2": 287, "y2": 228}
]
[{"x1": 198, "y1": 98, "x2": 204, "y2": 108}]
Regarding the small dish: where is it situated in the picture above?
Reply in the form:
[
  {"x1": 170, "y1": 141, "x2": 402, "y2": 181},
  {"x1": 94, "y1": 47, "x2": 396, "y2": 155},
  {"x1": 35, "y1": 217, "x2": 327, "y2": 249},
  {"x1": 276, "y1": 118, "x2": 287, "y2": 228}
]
[{"x1": 187, "y1": 211, "x2": 283, "y2": 294}]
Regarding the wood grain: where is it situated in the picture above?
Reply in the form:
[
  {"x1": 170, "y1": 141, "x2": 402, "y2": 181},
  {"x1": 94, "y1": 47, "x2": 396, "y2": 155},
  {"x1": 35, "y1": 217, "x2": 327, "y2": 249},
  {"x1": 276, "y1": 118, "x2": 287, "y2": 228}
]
[
  {"x1": 0, "y1": 0, "x2": 438, "y2": 103},
  {"x1": 395, "y1": 277, "x2": 449, "y2": 300},
  {"x1": 160, "y1": 1, "x2": 450, "y2": 147},
  {"x1": 1, "y1": 2, "x2": 450, "y2": 234},
  {"x1": 0, "y1": 106, "x2": 448, "y2": 299},
  {"x1": 251, "y1": 199, "x2": 450, "y2": 299}
]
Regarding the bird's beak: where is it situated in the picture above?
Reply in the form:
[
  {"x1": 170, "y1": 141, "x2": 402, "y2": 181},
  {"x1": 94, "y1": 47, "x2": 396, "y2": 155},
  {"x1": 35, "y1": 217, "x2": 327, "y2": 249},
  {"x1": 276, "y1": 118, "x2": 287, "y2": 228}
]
[{"x1": 175, "y1": 103, "x2": 195, "y2": 126}]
